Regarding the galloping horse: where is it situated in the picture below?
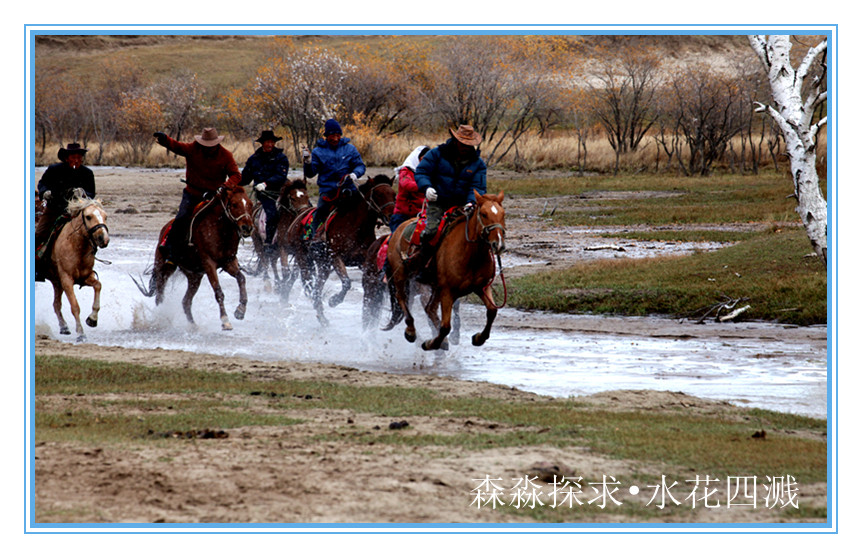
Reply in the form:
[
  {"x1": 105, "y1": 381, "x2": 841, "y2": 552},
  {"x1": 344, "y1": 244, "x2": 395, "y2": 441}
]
[
  {"x1": 283, "y1": 174, "x2": 395, "y2": 325},
  {"x1": 133, "y1": 185, "x2": 254, "y2": 330},
  {"x1": 42, "y1": 195, "x2": 110, "y2": 342},
  {"x1": 387, "y1": 191, "x2": 506, "y2": 350},
  {"x1": 250, "y1": 178, "x2": 312, "y2": 286}
]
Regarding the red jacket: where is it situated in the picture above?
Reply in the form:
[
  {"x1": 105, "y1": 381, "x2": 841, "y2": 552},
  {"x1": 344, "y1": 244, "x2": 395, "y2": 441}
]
[
  {"x1": 394, "y1": 166, "x2": 425, "y2": 218},
  {"x1": 163, "y1": 137, "x2": 241, "y2": 197}
]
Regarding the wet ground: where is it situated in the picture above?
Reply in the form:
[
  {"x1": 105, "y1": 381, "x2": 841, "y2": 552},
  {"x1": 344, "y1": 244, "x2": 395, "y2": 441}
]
[{"x1": 33, "y1": 234, "x2": 828, "y2": 418}]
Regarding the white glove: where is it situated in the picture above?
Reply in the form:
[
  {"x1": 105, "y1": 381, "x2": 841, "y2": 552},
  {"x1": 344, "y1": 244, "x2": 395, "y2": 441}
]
[
  {"x1": 463, "y1": 202, "x2": 475, "y2": 212},
  {"x1": 425, "y1": 188, "x2": 438, "y2": 202},
  {"x1": 301, "y1": 147, "x2": 311, "y2": 163},
  {"x1": 42, "y1": 190, "x2": 52, "y2": 201},
  {"x1": 348, "y1": 172, "x2": 358, "y2": 183},
  {"x1": 255, "y1": 183, "x2": 266, "y2": 192}
]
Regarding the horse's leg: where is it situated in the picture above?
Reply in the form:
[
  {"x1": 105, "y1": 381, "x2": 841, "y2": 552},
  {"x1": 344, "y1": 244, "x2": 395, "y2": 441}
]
[
  {"x1": 392, "y1": 270, "x2": 416, "y2": 342},
  {"x1": 83, "y1": 271, "x2": 101, "y2": 328},
  {"x1": 223, "y1": 257, "x2": 248, "y2": 321},
  {"x1": 50, "y1": 279, "x2": 70, "y2": 336},
  {"x1": 153, "y1": 260, "x2": 176, "y2": 306},
  {"x1": 422, "y1": 288, "x2": 449, "y2": 351},
  {"x1": 312, "y1": 259, "x2": 330, "y2": 327},
  {"x1": 450, "y1": 299, "x2": 461, "y2": 346},
  {"x1": 328, "y1": 256, "x2": 351, "y2": 308},
  {"x1": 201, "y1": 260, "x2": 232, "y2": 330},
  {"x1": 422, "y1": 290, "x2": 454, "y2": 351},
  {"x1": 472, "y1": 287, "x2": 498, "y2": 347},
  {"x1": 59, "y1": 276, "x2": 86, "y2": 342},
  {"x1": 181, "y1": 272, "x2": 202, "y2": 325}
]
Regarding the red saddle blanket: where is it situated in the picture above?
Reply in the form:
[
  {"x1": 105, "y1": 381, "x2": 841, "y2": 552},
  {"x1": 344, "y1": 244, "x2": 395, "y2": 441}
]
[
  {"x1": 376, "y1": 235, "x2": 390, "y2": 272},
  {"x1": 300, "y1": 208, "x2": 337, "y2": 240},
  {"x1": 407, "y1": 206, "x2": 462, "y2": 249}
]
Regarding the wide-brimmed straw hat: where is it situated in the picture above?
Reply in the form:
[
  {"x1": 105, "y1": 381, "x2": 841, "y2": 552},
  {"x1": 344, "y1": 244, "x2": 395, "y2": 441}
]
[
  {"x1": 255, "y1": 130, "x2": 282, "y2": 143},
  {"x1": 194, "y1": 127, "x2": 225, "y2": 147},
  {"x1": 449, "y1": 124, "x2": 483, "y2": 146},
  {"x1": 58, "y1": 142, "x2": 88, "y2": 161}
]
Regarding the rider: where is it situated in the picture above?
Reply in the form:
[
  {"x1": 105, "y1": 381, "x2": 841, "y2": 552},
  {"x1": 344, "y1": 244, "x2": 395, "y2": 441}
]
[
  {"x1": 153, "y1": 127, "x2": 242, "y2": 264},
  {"x1": 410, "y1": 124, "x2": 487, "y2": 276},
  {"x1": 239, "y1": 130, "x2": 289, "y2": 255},
  {"x1": 390, "y1": 145, "x2": 430, "y2": 233},
  {"x1": 36, "y1": 142, "x2": 96, "y2": 281},
  {"x1": 302, "y1": 118, "x2": 366, "y2": 253}
]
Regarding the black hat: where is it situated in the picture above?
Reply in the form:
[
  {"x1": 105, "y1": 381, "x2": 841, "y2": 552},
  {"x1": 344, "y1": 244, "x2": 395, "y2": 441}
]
[
  {"x1": 256, "y1": 130, "x2": 282, "y2": 143},
  {"x1": 58, "y1": 142, "x2": 88, "y2": 161}
]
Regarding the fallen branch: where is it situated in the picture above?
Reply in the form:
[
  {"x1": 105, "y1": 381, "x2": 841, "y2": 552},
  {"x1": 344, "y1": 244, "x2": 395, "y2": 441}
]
[
  {"x1": 585, "y1": 244, "x2": 626, "y2": 252},
  {"x1": 692, "y1": 295, "x2": 751, "y2": 324}
]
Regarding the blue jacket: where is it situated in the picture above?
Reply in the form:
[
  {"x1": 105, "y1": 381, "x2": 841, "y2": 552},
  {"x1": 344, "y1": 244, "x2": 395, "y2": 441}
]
[
  {"x1": 415, "y1": 139, "x2": 487, "y2": 207},
  {"x1": 239, "y1": 147, "x2": 289, "y2": 194},
  {"x1": 303, "y1": 137, "x2": 366, "y2": 198}
]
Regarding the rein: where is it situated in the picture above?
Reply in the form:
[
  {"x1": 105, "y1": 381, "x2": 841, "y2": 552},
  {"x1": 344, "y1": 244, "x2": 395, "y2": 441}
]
[
  {"x1": 356, "y1": 182, "x2": 395, "y2": 224},
  {"x1": 76, "y1": 206, "x2": 109, "y2": 255},
  {"x1": 463, "y1": 204, "x2": 508, "y2": 309}
]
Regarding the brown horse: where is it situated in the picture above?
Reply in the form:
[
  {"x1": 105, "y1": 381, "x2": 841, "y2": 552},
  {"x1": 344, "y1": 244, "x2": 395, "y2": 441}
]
[
  {"x1": 283, "y1": 174, "x2": 395, "y2": 325},
  {"x1": 133, "y1": 186, "x2": 254, "y2": 330},
  {"x1": 387, "y1": 191, "x2": 506, "y2": 350},
  {"x1": 250, "y1": 178, "x2": 312, "y2": 287},
  {"x1": 42, "y1": 196, "x2": 110, "y2": 342}
]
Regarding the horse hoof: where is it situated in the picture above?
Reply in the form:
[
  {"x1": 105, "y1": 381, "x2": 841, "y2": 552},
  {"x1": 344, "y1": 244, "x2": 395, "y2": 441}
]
[
  {"x1": 471, "y1": 333, "x2": 487, "y2": 346},
  {"x1": 76, "y1": 335, "x2": 86, "y2": 343},
  {"x1": 86, "y1": 317, "x2": 98, "y2": 328},
  {"x1": 234, "y1": 307, "x2": 246, "y2": 320},
  {"x1": 450, "y1": 331, "x2": 460, "y2": 345},
  {"x1": 328, "y1": 296, "x2": 343, "y2": 308},
  {"x1": 440, "y1": 339, "x2": 449, "y2": 351},
  {"x1": 405, "y1": 330, "x2": 416, "y2": 343},
  {"x1": 222, "y1": 322, "x2": 233, "y2": 331},
  {"x1": 59, "y1": 326, "x2": 70, "y2": 335}
]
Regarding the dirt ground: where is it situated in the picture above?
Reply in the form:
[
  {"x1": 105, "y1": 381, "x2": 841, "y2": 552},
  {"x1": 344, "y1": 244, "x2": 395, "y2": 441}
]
[{"x1": 33, "y1": 167, "x2": 827, "y2": 525}]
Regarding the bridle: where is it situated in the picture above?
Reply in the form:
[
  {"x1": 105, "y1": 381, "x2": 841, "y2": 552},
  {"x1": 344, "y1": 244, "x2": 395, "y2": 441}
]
[
  {"x1": 77, "y1": 205, "x2": 109, "y2": 253},
  {"x1": 356, "y1": 181, "x2": 395, "y2": 225},
  {"x1": 217, "y1": 188, "x2": 253, "y2": 230},
  {"x1": 465, "y1": 203, "x2": 506, "y2": 246}
]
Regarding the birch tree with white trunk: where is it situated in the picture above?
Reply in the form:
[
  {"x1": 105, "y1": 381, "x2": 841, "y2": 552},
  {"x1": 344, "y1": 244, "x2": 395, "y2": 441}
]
[{"x1": 748, "y1": 35, "x2": 828, "y2": 266}]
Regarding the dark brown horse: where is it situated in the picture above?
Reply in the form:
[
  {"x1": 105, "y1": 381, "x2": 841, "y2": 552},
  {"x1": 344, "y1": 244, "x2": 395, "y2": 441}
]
[
  {"x1": 133, "y1": 185, "x2": 254, "y2": 330},
  {"x1": 42, "y1": 196, "x2": 110, "y2": 342},
  {"x1": 250, "y1": 178, "x2": 312, "y2": 288},
  {"x1": 283, "y1": 174, "x2": 395, "y2": 325},
  {"x1": 387, "y1": 191, "x2": 506, "y2": 350}
]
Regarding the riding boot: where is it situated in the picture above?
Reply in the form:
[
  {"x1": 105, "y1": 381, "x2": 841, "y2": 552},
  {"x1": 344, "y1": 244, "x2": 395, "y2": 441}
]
[{"x1": 407, "y1": 237, "x2": 435, "y2": 283}]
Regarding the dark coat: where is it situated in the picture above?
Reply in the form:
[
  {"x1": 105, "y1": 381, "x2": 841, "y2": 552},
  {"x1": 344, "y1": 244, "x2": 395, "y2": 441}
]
[
  {"x1": 414, "y1": 138, "x2": 487, "y2": 207},
  {"x1": 240, "y1": 147, "x2": 289, "y2": 194},
  {"x1": 161, "y1": 136, "x2": 241, "y2": 198},
  {"x1": 37, "y1": 162, "x2": 96, "y2": 213}
]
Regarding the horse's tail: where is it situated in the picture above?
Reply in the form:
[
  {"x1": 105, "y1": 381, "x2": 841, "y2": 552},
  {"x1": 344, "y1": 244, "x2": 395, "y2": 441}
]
[
  {"x1": 380, "y1": 280, "x2": 405, "y2": 331},
  {"x1": 130, "y1": 271, "x2": 156, "y2": 298}
]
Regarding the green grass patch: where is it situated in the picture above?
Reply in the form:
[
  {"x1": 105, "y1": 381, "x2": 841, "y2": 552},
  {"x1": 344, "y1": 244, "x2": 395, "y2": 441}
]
[
  {"x1": 508, "y1": 228, "x2": 826, "y2": 325},
  {"x1": 36, "y1": 355, "x2": 826, "y2": 486}
]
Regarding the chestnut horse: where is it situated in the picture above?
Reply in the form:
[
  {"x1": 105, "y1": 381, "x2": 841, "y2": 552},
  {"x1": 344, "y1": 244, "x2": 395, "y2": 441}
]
[
  {"x1": 387, "y1": 191, "x2": 506, "y2": 350},
  {"x1": 42, "y1": 196, "x2": 110, "y2": 342},
  {"x1": 250, "y1": 178, "x2": 312, "y2": 286},
  {"x1": 133, "y1": 186, "x2": 254, "y2": 330},
  {"x1": 283, "y1": 174, "x2": 395, "y2": 325}
]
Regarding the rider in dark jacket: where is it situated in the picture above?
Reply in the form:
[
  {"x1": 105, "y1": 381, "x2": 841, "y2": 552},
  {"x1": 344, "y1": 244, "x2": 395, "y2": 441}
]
[
  {"x1": 239, "y1": 130, "x2": 289, "y2": 250},
  {"x1": 36, "y1": 143, "x2": 96, "y2": 251}
]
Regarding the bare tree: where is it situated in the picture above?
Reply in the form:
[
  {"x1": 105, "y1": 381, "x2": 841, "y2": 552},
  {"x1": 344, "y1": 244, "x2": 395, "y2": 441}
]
[{"x1": 749, "y1": 35, "x2": 828, "y2": 265}]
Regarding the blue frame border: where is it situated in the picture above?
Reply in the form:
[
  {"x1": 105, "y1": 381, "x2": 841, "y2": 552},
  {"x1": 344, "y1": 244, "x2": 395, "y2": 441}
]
[{"x1": 25, "y1": 24, "x2": 837, "y2": 535}]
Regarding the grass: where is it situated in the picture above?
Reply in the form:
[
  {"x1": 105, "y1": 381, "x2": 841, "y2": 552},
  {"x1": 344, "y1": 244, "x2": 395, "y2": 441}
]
[
  {"x1": 36, "y1": 355, "x2": 827, "y2": 483},
  {"x1": 509, "y1": 228, "x2": 826, "y2": 325}
]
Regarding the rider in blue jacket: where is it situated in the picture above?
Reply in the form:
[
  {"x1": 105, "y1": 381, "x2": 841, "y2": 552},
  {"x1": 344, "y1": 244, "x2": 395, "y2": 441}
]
[
  {"x1": 410, "y1": 124, "x2": 487, "y2": 276},
  {"x1": 302, "y1": 119, "x2": 366, "y2": 248}
]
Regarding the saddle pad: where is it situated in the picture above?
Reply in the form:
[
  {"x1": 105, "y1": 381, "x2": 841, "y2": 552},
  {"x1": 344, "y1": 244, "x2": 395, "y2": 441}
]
[
  {"x1": 407, "y1": 206, "x2": 461, "y2": 248},
  {"x1": 255, "y1": 209, "x2": 267, "y2": 242},
  {"x1": 376, "y1": 235, "x2": 390, "y2": 272}
]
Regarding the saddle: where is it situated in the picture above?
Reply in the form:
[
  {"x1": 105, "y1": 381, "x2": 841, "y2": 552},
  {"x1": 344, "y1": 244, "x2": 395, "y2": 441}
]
[
  {"x1": 402, "y1": 206, "x2": 464, "y2": 258},
  {"x1": 35, "y1": 215, "x2": 71, "y2": 279},
  {"x1": 300, "y1": 208, "x2": 338, "y2": 242}
]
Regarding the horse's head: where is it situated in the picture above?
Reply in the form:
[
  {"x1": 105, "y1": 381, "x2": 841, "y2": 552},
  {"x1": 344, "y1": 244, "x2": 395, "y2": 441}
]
[
  {"x1": 222, "y1": 186, "x2": 254, "y2": 238},
  {"x1": 278, "y1": 178, "x2": 312, "y2": 215},
  {"x1": 70, "y1": 197, "x2": 110, "y2": 249},
  {"x1": 473, "y1": 190, "x2": 506, "y2": 255},
  {"x1": 360, "y1": 174, "x2": 395, "y2": 225}
]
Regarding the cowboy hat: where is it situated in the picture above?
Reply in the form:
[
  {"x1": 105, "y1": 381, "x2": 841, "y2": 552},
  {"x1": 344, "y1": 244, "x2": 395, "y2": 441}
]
[
  {"x1": 255, "y1": 130, "x2": 282, "y2": 143},
  {"x1": 58, "y1": 142, "x2": 88, "y2": 161},
  {"x1": 194, "y1": 127, "x2": 225, "y2": 147},
  {"x1": 449, "y1": 124, "x2": 483, "y2": 146}
]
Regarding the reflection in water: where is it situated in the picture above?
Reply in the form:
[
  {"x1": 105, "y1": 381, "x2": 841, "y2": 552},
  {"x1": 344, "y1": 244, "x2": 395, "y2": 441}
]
[{"x1": 33, "y1": 236, "x2": 828, "y2": 418}]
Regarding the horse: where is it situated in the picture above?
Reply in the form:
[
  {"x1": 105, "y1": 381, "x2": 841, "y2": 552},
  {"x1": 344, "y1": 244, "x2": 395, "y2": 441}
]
[
  {"x1": 42, "y1": 195, "x2": 110, "y2": 342},
  {"x1": 133, "y1": 185, "x2": 254, "y2": 331},
  {"x1": 387, "y1": 191, "x2": 506, "y2": 351},
  {"x1": 250, "y1": 178, "x2": 312, "y2": 287},
  {"x1": 282, "y1": 174, "x2": 395, "y2": 325},
  {"x1": 360, "y1": 233, "x2": 461, "y2": 344}
]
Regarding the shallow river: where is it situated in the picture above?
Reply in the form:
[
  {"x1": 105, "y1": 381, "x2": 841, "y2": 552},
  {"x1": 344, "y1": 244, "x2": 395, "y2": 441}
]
[{"x1": 33, "y1": 234, "x2": 828, "y2": 418}]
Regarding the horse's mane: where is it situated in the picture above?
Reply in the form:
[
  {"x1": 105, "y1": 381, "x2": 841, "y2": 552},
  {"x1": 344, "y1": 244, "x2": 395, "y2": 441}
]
[{"x1": 66, "y1": 196, "x2": 103, "y2": 216}]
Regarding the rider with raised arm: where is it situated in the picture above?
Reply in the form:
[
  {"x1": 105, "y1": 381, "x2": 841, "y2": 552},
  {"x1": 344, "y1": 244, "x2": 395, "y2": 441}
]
[{"x1": 153, "y1": 127, "x2": 242, "y2": 264}]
